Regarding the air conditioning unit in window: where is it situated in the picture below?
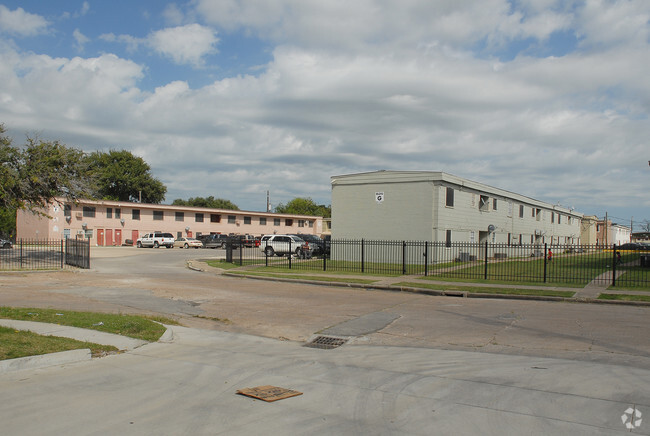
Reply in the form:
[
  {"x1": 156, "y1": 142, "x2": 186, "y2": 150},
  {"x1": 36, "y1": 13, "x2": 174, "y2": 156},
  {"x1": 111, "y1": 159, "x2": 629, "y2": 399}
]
[{"x1": 75, "y1": 212, "x2": 82, "y2": 219}]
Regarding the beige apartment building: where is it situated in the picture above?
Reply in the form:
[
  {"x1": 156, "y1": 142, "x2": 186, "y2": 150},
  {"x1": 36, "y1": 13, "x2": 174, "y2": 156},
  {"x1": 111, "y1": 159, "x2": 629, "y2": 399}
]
[{"x1": 17, "y1": 198, "x2": 324, "y2": 246}]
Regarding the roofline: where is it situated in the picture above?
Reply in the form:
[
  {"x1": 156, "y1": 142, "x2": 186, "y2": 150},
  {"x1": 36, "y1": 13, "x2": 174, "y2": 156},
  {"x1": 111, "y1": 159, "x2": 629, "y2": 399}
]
[{"x1": 330, "y1": 170, "x2": 583, "y2": 217}]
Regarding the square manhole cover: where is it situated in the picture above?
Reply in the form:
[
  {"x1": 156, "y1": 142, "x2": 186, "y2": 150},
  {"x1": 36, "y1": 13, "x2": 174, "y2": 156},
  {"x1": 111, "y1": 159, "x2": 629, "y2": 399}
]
[{"x1": 304, "y1": 335, "x2": 348, "y2": 349}]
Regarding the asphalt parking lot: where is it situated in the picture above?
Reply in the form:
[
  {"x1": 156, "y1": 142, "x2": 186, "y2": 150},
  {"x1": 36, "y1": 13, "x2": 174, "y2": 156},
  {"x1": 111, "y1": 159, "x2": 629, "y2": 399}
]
[{"x1": 0, "y1": 246, "x2": 649, "y2": 435}]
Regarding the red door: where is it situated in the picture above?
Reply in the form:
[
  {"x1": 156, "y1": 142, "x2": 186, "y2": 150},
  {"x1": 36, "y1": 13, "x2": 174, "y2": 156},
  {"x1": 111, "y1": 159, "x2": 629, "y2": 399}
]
[
  {"x1": 97, "y1": 229, "x2": 104, "y2": 246},
  {"x1": 131, "y1": 230, "x2": 139, "y2": 246},
  {"x1": 187, "y1": 231, "x2": 193, "y2": 238},
  {"x1": 105, "y1": 229, "x2": 113, "y2": 246},
  {"x1": 114, "y1": 229, "x2": 122, "y2": 246}
]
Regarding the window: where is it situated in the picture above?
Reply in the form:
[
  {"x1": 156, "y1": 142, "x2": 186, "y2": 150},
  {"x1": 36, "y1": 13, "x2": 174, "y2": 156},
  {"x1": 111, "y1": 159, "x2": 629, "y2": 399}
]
[
  {"x1": 64, "y1": 204, "x2": 71, "y2": 218},
  {"x1": 298, "y1": 220, "x2": 305, "y2": 227},
  {"x1": 551, "y1": 213, "x2": 555, "y2": 223},
  {"x1": 228, "y1": 215, "x2": 236, "y2": 224},
  {"x1": 83, "y1": 206, "x2": 96, "y2": 218},
  {"x1": 309, "y1": 221, "x2": 314, "y2": 228},
  {"x1": 493, "y1": 199, "x2": 497, "y2": 210},
  {"x1": 115, "y1": 208, "x2": 121, "y2": 219},
  {"x1": 479, "y1": 195, "x2": 489, "y2": 211},
  {"x1": 211, "y1": 214, "x2": 221, "y2": 223},
  {"x1": 285, "y1": 219, "x2": 293, "y2": 226},
  {"x1": 536, "y1": 208, "x2": 541, "y2": 221},
  {"x1": 445, "y1": 230, "x2": 452, "y2": 247},
  {"x1": 132, "y1": 209, "x2": 140, "y2": 220},
  {"x1": 244, "y1": 216, "x2": 251, "y2": 225},
  {"x1": 153, "y1": 211, "x2": 163, "y2": 221},
  {"x1": 519, "y1": 205, "x2": 524, "y2": 218},
  {"x1": 446, "y1": 187, "x2": 454, "y2": 207},
  {"x1": 259, "y1": 217, "x2": 267, "y2": 225},
  {"x1": 107, "y1": 207, "x2": 112, "y2": 219},
  {"x1": 532, "y1": 208, "x2": 536, "y2": 218},
  {"x1": 274, "y1": 218, "x2": 281, "y2": 226},
  {"x1": 175, "y1": 212, "x2": 184, "y2": 222},
  {"x1": 195, "y1": 213, "x2": 204, "y2": 223},
  {"x1": 558, "y1": 214, "x2": 561, "y2": 224}
]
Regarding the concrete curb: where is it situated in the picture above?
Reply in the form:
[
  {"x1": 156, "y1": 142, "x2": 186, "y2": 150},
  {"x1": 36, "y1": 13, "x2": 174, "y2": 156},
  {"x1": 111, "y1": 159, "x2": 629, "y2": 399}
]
[
  {"x1": 222, "y1": 272, "x2": 650, "y2": 307},
  {"x1": 0, "y1": 321, "x2": 174, "y2": 373},
  {"x1": 0, "y1": 349, "x2": 91, "y2": 374}
]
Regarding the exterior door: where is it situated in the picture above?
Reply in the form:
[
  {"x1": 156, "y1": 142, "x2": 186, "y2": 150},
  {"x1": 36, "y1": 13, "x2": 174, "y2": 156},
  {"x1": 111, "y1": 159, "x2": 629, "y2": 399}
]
[
  {"x1": 114, "y1": 229, "x2": 122, "y2": 246},
  {"x1": 97, "y1": 229, "x2": 104, "y2": 246},
  {"x1": 187, "y1": 231, "x2": 192, "y2": 238},
  {"x1": 131, "y1": 230, "x2": 139, "y2": 246},
  {"x1": 105, "y1": 229, "x2": 113, "y2": 246}
]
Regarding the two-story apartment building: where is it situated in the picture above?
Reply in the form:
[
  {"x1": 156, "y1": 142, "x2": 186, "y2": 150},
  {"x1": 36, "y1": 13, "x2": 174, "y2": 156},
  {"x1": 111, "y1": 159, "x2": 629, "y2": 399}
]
[
  {"x1": 331, "y1": 171, "x2": 583, "y2": 246},
  {"x1": 16, "y1": 198, "x2": 324, "y2": 246}
]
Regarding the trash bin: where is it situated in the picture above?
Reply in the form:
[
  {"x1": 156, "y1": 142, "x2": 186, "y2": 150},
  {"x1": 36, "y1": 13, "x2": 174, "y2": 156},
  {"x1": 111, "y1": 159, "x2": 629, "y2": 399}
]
[{"x1": 225, "y1": 242, "x2": 233, "y2": 263}]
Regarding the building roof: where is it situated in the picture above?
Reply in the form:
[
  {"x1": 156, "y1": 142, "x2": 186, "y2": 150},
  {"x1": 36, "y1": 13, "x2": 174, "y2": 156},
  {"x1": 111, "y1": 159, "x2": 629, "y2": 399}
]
[{"x1": 331, "y1": 170, "x2": 583, "y2": 218}]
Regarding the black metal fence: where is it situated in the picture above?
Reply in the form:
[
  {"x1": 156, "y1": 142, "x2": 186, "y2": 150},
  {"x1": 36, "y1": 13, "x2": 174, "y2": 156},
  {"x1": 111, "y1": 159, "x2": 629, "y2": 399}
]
[
  {"x1": 229, "y1": 239, "x2": 650, "y2": 288},
  {"x1": 0, "y1": 239, "x2": 91, "y2": 271}
]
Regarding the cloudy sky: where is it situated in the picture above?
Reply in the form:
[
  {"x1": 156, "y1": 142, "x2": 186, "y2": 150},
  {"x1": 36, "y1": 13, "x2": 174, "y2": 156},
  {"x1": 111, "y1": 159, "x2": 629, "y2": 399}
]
[{"x1": 1, "y1": 1, "x2": 649, "y2": 228}]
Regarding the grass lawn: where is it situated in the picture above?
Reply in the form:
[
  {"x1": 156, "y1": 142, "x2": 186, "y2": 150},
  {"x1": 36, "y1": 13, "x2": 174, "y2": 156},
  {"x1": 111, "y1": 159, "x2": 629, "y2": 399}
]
[
  {"x1": 598, "y1": 294, "x2": 650, "y2": 302},
  {"x1": 0, "y1": 307, "x2": 175, "y2": 342},
  {"x1": 0, "y1": 326, "x2": 118, "y2": 360},
  {"x1": 226, "y1": 270, "x2": 377, "y2": 284}
]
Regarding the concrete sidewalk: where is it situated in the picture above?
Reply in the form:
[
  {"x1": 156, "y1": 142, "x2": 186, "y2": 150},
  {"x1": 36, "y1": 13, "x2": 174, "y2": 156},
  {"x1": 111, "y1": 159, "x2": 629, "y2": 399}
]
[
  {"x1": 0, "y1": 319, "x2": 158, "y2": 374},
  {"x1": 1, "y1": 324, "x2": 649, "y2": 435}
]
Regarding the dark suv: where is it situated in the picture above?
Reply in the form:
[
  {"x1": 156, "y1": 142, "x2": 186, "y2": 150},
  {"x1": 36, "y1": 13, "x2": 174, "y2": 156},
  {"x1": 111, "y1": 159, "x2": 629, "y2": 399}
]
[
  {"x1": 290, "y1": 234, "x2": 328, "y2": 256},
  {"x1": 199, "y1": 234, "x2": 239, "y2": 249}
]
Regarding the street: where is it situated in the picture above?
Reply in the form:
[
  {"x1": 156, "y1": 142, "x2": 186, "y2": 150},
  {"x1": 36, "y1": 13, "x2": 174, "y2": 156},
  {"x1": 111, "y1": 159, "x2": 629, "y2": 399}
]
[{"x1": 0, "y1": 246, "x2": 649, "y2": 435}]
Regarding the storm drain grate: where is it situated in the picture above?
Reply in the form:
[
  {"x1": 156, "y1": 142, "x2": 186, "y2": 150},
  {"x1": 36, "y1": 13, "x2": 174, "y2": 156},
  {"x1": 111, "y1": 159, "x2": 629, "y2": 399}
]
[{"x1": 304, "y1": 336, "x2": 348, "y2": 350}]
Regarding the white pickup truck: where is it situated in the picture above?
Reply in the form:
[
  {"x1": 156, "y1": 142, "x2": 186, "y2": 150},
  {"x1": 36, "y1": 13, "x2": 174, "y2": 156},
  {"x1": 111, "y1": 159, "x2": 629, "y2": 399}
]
[{"x1": 136, "y1": 232, "x2": 175, "y2": 248}]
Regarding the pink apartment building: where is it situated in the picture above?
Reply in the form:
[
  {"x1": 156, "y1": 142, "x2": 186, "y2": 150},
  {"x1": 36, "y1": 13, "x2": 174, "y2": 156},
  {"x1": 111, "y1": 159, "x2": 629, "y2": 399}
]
[{"x1": 16, "y1": 198, "x2": 324, "y2": 246}]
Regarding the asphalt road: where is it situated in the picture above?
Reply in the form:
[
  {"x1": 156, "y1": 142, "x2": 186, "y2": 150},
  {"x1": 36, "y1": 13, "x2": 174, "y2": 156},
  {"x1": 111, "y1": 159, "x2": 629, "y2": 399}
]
[{"x1": 0, "y1": 246, "x2": 649, "y2": 435}]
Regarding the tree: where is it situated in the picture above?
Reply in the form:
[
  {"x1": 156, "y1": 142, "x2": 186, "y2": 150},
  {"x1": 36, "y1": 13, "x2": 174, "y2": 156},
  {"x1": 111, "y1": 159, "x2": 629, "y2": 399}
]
[
  {"x1": 86, "y1": 150, "x2": 166, "y2": 204},
  {"x1": 0, "y1": 124, "x2": 94, "y2": 214},
  {"x1": 172, "y1": 196, "x2": 239, "y2": 210},
  {"x1": 275, "y1": 197, "x2": 331, "y2": 217}
]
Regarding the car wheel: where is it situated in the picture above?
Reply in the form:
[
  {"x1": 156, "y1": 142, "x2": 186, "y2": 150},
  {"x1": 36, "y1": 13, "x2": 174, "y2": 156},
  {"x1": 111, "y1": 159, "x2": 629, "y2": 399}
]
[
  {"x1": 220, "y1": 242, "x2": 226, "y2": 249},
  {"x1": 184, "y1": 243, "x2": 189, "y2": 249},
  {"x1": 154, "y1": 241, "x2": 159, "y2": 248},
  {"x1": 2, "y1": 242, "x2": 10, "y2": 249},
  {"x1": 137, "y1": 241, "x2": 142, "y2": 248},
  {"x1": 265, "y1": 247, "x2": 274, "y2": 257}
]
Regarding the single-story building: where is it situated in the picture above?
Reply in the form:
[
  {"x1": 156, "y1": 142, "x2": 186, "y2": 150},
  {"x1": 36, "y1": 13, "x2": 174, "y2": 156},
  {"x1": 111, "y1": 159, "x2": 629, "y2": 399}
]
[
  {"x1": 331, "y1": 170, "x2": 583, "y2": 246},
  {"x1": 17, "y1": 198, "x2": 324, "y2": 246}
]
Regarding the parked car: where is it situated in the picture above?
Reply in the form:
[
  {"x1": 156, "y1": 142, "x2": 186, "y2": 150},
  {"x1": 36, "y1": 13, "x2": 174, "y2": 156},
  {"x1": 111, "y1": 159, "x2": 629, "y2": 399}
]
[
  {"x1": 290, "y1": 234, "x2": 327, "y2": 256},
  {"x1": 199, "y1": 234, "x2": 239, "y2": 249},
  {"x1": 231, "y1": 234, "x2": 258, "y2": 248},
  {"x1": 136, "y1": 232, "x2": 175, "y2": 248},
  {"x1": 260, "y1": 234, "x2": 307, "y2": 257},
  {"x1": 617, "y1": 243, "x2": 644, "y2": 251},
  {"x1": 174, "y1": 237, "x2": 203, "y2": 249},
  {"x1": 0, "y1": 239, "x2": 12, "y2": 249}
]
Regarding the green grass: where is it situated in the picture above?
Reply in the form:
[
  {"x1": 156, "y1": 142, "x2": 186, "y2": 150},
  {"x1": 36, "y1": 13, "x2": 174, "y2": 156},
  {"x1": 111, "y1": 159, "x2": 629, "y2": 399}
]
[
  {"x1": 393, "y1": 282, "x2": 576, "y2": 298},
  {"x1": 0, "y1": 307, "x2": 174, "y2": 342},
  {"x1": 226, "y1": 270, "x2": 377, "y2": 284},
  {"x1": 598, "y1": 294, "x2": 650, "y2": 302},
  {"x1": 0, "y1": 326, "x2": 118, "y2": 360}
]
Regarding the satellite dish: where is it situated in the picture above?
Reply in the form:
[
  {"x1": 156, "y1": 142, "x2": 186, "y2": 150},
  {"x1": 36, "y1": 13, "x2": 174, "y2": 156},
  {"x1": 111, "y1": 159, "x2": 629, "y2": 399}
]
[{"x1": 488, "y1": 224, "x2": 495, "y2": 233}]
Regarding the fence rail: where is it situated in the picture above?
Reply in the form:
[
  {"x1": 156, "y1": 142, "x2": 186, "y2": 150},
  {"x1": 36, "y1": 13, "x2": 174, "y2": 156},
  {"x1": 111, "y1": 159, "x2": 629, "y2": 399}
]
[
  {"x1": 0, "y1": 239, "x2": 91, "y2": 271},
  {"x1": 228, "y1": 240, "x2": 649, "y2": 288}
]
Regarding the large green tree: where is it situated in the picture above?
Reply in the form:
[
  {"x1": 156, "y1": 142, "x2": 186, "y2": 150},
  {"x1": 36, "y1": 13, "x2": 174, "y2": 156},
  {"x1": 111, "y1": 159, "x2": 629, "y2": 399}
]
[
  {"x1": 275, "y1": 197, "x2": 330, "y2": 217},
  {"x1": 0, "y1": 124, "x2": 94, "y2": 214},
  {"x1": 86, "y1": 150, "x2": 166, "y2": 204},
  {"x1": 172, "y1": 196, "x2": 239, "y2": 210}
]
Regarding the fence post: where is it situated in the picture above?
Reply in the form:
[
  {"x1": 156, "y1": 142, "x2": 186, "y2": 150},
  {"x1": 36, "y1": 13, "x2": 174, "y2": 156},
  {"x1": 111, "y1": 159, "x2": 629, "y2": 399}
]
[
  {"x1": 61, "y1": 239, "x2": 64, "y2": 269},
  {"x1": 239, "y1": 242, "x2": 243, "y2": 266},
  {"x1": 424, "y1": 242, "x2": 428, "y2": 277},
  {"x1": 288, "y1": 239, "x2": 292, "y2": 269},
  {"x1": 265, "y1": 242, "x2": 269, "y2": 267},
  {"x1": 402, "y1": 241, "x2": 407, "y2": 275},
  {"x1": 543, "y1": 243, "x2": 548, "y2": 283},
  {"x1": 361, "y1": 239, "x2": 365, "y2": 273},
  {"x1": 484, "y1": 241, "x2": 488, "y2": 280},
  {"x1": 612, "y1": 244, "x2": 617, "y2": 287},
  {"x1": 323, "y1": 245, "x2": 327, "y2": 271},
  {"x1": 20, "y1": 239, "x2": 24, "y2": 269}
]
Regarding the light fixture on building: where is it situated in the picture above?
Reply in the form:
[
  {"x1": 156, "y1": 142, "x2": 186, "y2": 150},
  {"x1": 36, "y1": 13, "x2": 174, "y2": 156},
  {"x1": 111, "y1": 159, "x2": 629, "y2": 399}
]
[
  {"x1": 120, "y1": 219, "x2": 125, "y2": 225},
  {"x1": 82, "y1": 223, "x2": 87, "y2": 229},
  {"x1": 185, "y1": 226, "x2": 190, "y2": 232}
]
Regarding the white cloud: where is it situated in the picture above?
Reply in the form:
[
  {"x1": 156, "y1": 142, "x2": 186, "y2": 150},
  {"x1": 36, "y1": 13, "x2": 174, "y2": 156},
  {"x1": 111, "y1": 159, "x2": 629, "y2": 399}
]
[
  {"x1": 0, "y1": 1, "x2": 649, "y2": 219},
  {"x1": 0, "y1": 5, "x2": 49, "y2": 36},
  {"x1": 73, "y1": 29, "x2": 90, "y2": 52},
  {"x1": 147, "y1": 24, "x2": 219, "y2": 67}
]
